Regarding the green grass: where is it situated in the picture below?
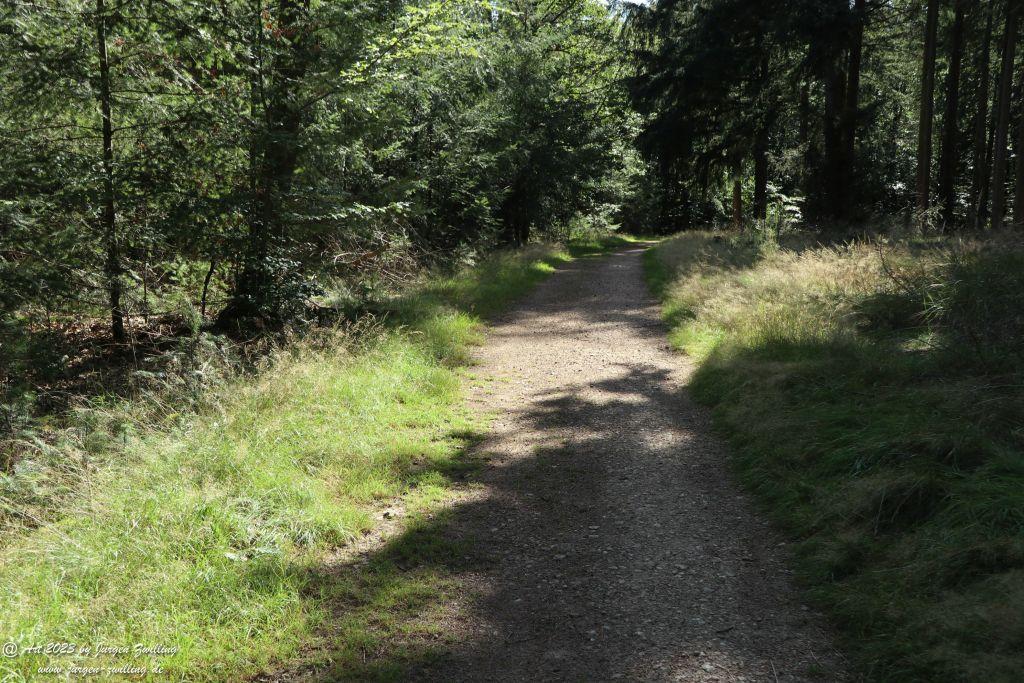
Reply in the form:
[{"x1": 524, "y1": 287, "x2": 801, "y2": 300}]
[
  {"x1": 0, "y1": 237, "x2": 630, "y2": 681},
  {"x1": 564, "y1": 232, "x2": 646, "y2": 258},
  {"x1": 646, "y1": 231, "x2": 1024, "y2": 682}
]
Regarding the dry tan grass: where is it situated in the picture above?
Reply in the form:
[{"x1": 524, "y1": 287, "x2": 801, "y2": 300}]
[{"x1": 647, "y1": 230, "x2": 1024, "y2": 680}]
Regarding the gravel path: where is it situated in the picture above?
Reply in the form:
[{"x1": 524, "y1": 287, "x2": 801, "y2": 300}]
[{"x1": 411, "y1": 246, "x2": 848, "y2": 682}]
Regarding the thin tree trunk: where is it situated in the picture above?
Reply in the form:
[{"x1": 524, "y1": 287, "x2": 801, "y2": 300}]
[
  {"x1": 201, "y1": 258, "x2": 217, "y2": 319},
  {"x1": 753, "y1": 45, "x2": 770, "y2": 223},
  {"x1": 980, "y1": 101, "x2": 997, "y2": 224},
  {"x1": 938, "y1": 0, "x2": 966, "y2": 227},
  {"x1": 971, "y1": 7, "x2": 993, "y2": 229},
  {"x1": 732, "y1": 163, "x2": 743, "y2": 231},
  {"x1": 142, "y1": 256, "x2": 149, "y2": 323},
  {"x1": 501, "y1": 181, "x2": 528, "y2": 247},
  {"x1": 1015, "y1": 101, "x2": 1024, "y2": 227},
  {"x1": 95, "y1": 0, "x2": 125, "y2": 342},
  {"x1": 990, "y1": 4, "x2": 1019, "y2": 230},
  {"x1": 915, "y1": 0, "x2": 940, "y2": 221},
  {"x1": 823, "y1": 62, "x2": 846, "y2": 217},
  {"x1": 889, "y1": 102, "x2": 904, "y2": 195},
  {"x1": 753, "y1": 132, "x2": 768, "y2": 222},
  {"x1": 799, "y1": 79, "x2": 810, "y2": 147},
  {"x1": 1015, "y1": 77, "x2": 1024, "y2": 227},
  {"x1": 842, "y1": 0, "x2": 866, "y2": 211}
]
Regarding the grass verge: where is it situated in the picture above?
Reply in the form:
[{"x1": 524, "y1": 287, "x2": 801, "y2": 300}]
[
  {"x1": 0, "y1": 238, "x2": 627, "y2": 681},
  {"x1": 646, "y1": 231, "x2": 1024, "y2": 682}
]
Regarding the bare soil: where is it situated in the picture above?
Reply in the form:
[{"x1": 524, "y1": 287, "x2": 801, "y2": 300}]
[{"x1": 410, "y1": 246, "x2": 849, "y2": 682}]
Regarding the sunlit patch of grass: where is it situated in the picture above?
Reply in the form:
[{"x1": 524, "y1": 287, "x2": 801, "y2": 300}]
[
  {"x1": 0, "y1": 239, "x2": 602, "y2": 681},
  {"x1": 0, "y1": 330, "x2": 478, "y2": 680},
  {"x1": 564, "y1": 232, "x2": 647, "y2": 258},
  {"x1": 647, "y1": 230, "x2": 1024, "y2": 681}
]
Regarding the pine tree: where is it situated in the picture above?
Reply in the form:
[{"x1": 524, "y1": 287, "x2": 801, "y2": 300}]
[
  {"x1": 916, "y1": 0, "x2": 940, "y2": 221},
  {"x1": 938, "y1": 0, "x2": 966, "y2": 227},
  {"x1": 990, "y1": 2, "x2": 1019, "y2": 230},
  {"x1": 971, "y1": 5, "x2": 994, "y2": 229}
]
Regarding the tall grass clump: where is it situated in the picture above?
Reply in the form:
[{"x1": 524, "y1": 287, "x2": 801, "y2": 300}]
[
  {"x1": 0, "y1": 243, "x2": 579, "y2": 681},
  {"x1": 647, "y1": 231, "x2": 1024, "y2": 682}
]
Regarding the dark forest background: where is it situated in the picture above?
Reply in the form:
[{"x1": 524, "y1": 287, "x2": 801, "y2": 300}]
[{"x1": 2, "y1": 0, "x2": 1023, "y2": 353}]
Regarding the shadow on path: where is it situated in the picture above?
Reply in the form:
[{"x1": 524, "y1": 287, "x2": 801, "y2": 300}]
[{"x1": 259, "y1": 247, "x2": 847, "y2": 682}]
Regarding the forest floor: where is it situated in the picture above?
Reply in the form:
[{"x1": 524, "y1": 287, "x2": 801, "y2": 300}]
[{"x1": 397, "y1": 245, "x2": 849, "y2": 681}]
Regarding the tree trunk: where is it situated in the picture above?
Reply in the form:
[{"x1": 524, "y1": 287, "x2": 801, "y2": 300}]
[
  {"x1": 753, "y1": 44, "x2": 770, "y2": 223},
  {"x1": 990, "y1": 4, "x2": 1019, "y2": 231},
  {"x1": 95, "y1": 0, "x2": 125, "y2": 342},
  {"x1": 971, "y1": 7, "x2": 994, "y2": 229},
  {"x1": 753, "y1": 132, "x2": 769, "y2": 222},
  {"x1": 732, "y1": 165, "x2": 743, "y2": 231},
  {"x1": 915, "y1": 0, "x2": 940, "y2": 221},
  {"x1": 823, "y1": 62, "x2": 846, "y2": 218},
  {"x1": 842, "y1": 0, "x2": 866, "y2": 211},
  {"x1": 501, "y1": 178, "x2": 529, "y2": 247},
  {"x1": 798, "y1": 79, "x2": 810, "y2": 147},
  {"x1": 1015, "y1": 100, "x2": 1024, "y2": 227},
  {"x1": 201, "y1": 258, "x2": 217, "y2": 319},
  {"x1": 980, "y1": 102, "x2": 997, "y2": 224},
  {"x1": 888, "y1": 102, "x2": 904, "y2": 192},
  {"x1": 938, "y1": 0, "x2": 966, "y2": 227},
  {"x1": 223, "y1": 0, "x2": 311, "y2": 323}
]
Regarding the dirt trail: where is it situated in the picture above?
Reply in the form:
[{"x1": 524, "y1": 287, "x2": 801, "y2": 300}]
[{"x1": 412, "y1": 246, "x2": 847, "y2": 682}]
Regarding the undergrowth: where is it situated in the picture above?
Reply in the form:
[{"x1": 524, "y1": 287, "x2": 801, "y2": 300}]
[
  {"x1": 0, "y1": 238, "x2": 626, "y2": 681},
  {"x1": 647, "y1": 230, "x2": 1024, "y2": 681}
]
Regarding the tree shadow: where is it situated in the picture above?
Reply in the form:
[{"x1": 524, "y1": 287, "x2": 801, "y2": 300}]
[
  {"x1": 251, "y1": 245, "x2": 843, "y2": 681},
  {"x1": 256, "y1": 362, "x2": 840, "y2": 681}
]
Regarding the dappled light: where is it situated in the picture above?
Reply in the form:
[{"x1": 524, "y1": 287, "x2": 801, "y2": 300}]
[
  {"x1": 3, "y1": 0, "x2": 1023, "y2": 679},
  {"x1": 266, "y1": 246, "x2": 845, "y2": 681}
]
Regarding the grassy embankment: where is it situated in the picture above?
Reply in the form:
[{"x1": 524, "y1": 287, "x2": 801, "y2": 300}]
[
  {"x1": 0, "y1": 234, "x2": 634, "y2": 682},
  {"x1": 646, "y1": 231, "x2": 1024, "y2": 681}
]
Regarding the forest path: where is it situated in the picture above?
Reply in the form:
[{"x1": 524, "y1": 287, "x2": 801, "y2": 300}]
[{"x1": 411, "y1": 246, "x2": 848, "y2": 682}]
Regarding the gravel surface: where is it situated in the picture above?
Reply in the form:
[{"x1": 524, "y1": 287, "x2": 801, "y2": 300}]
[{"x1": 411, "y1": 246, "x2": 848, "y2": 682}]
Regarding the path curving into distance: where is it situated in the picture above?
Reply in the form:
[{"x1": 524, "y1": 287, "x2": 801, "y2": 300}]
[{"x1": 412, "y1": 245, "x2": 848, "y2": 682}]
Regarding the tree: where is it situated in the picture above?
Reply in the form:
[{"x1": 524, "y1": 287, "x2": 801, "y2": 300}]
[
  {"x1": 732, "y1": 164, "x2": 743, "y2": 230},
  {"x1": 627, "y1": 0, "x2": 785, "y2": 228},
  {"x1": 490, "y1": 1, "x2": 628, "y2": 246},
  {"x1": 841, "y1": 0, "x2": 867, "y2": 215},
  {"x1": 0, "y1": 0, "x2": 202, "y2": 341},
  {"x1": 1016, "y1": 96, "x2": 1024, "y2": 227},
  {"x1": 217, "y1": 0, "x2": 403, "y2": 323},
  {"x1": 94, "y1": 0, "x2": 124, "y2": 341},
  {"x1": 970, "y1": 4, "x2": 994, "y2": 229},
  {"x1": 938, "y1": 0, "x2": 966, "y2": 227},
  {"x1": 990, "y1": 1, "x2": 1019, "y2": 231},
  {"x1": 1, "y1": 0, "x2": 635, "y2": 349},
  {"x1": 751, "y1": 18, "x2": 772, "y2": 223},
  {"x1": 915, "y1": 0, "x2": 940, "y2": 220}
]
